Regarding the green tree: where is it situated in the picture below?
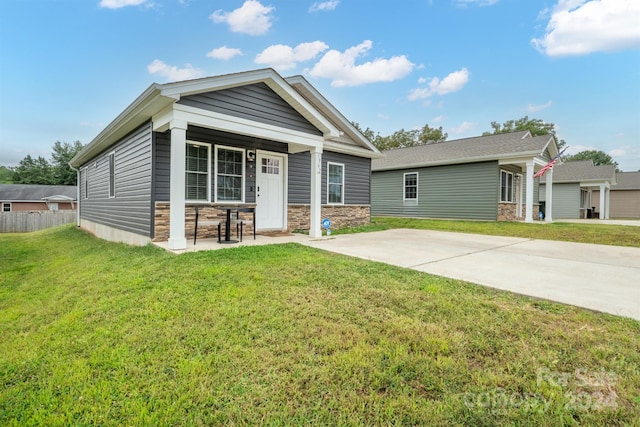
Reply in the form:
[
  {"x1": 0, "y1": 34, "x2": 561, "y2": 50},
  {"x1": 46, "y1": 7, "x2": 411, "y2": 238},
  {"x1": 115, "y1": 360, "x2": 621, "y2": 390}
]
[
  {"x1": 483, "y1": 116, "x2": 566, "y2": 149},
  {"x1": 353, "y1": 122, "x2": 447, "y2": 151},
  {"x1": 0, "y1": 166, "x2": 14, "y2": 183},
  {"x1": 564, "y1": 150, "x2": 620, "y2": 171},
  {"x1": 51, "y1": 140, "x2": 83, "y2": 185},
  {"x1": 13, "y1": 155, "x2": 53, "y2": 184}
]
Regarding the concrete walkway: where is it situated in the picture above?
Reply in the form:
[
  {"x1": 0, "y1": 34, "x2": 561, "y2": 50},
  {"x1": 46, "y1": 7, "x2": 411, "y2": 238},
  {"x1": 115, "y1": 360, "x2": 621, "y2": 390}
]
[{"x1": 302, "y1": 229, "x2": 640, "y2": 321}]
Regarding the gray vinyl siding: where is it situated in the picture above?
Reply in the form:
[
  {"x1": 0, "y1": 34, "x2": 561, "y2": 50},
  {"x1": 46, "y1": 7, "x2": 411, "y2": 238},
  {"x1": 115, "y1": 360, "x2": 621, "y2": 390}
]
[
  {"x1": 178, "y1": 83, "x2": 322, "y2": 136},
  {"x1": 540, "y1": 183, "x2": 580, "y2": 218},
  {"x1": 80, "y1": 122, "x2": 153, "y2": 236},
  {"x1": 288, "y1": 151, "x2": 371, "y2": 205},
  {"x1": 372, "y1": 161, "x2": 499, "y2": 220},
  {"x1": 154, "y1": 126, "x2": 289, "y2": 203}
]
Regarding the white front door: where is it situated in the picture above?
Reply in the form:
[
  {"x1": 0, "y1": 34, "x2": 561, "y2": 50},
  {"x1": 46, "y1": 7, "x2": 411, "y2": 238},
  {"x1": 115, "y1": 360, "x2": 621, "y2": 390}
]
[{"x1": 256, "y1": 151, "x2": 286, "y2": 230}]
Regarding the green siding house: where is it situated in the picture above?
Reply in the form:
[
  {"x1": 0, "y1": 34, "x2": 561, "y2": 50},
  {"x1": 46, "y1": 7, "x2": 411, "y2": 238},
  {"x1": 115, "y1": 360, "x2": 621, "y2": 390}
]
[
  {"x1": 371, "y1": 131, "x2": 559, "y2": 222},
  {"x1": 539, "y1": 160, "x2": 616, "y2": 219}
]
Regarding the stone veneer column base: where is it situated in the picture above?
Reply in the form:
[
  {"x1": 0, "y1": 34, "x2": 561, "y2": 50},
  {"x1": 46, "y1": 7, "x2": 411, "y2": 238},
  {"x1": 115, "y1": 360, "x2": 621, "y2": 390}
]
[
  {"x1": 498, "y1": 203, "x2": 540, "y2": 221},
  {"x1": 153, "y1": 202, "x2": 256, "y2": 242},
  {"x1": 287, "y1": 204, "x2": 370, "y2": 232}
]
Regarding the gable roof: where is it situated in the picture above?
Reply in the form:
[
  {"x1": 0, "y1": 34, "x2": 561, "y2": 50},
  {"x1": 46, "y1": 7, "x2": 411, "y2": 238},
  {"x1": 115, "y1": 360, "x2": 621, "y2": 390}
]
[
  {"x1": 0, "y1": 184, "x2": 77, "y2": 201},
  {"x1": 372, "y1": 131, "x2": 556, "y2": 171},
  {"x1": 539, "y1": 160, "x2": 616, "y2": 184},
  {"x1": 71, "y1": 68, "x2": 379, "y2": 167},
  {"x1": 612, "y1": 171, "x2": 640, "y2": 190}
]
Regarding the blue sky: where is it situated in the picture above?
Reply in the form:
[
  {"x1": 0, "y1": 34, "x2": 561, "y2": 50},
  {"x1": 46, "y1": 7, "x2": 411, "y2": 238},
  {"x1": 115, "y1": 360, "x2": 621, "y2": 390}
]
[{"x1": 1, "y1": 0, "x2": 639, "y2": 170}]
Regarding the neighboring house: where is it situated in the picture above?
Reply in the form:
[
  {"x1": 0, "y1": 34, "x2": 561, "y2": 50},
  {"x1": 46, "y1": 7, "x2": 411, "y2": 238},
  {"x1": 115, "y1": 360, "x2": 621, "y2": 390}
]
[
  {"x1": 0, "y1": 184, "x2": 77, "y2": 212},
  {"x1": 539, "y1": 161, "x2": 616, "y2": 219},
  {"x1": 592, "y1": 171, "x2": 640, "y2": 219},
  {"x1": 371, "y1": 131, "x2": 559, "y2": 222},
  {"x1": 69, "y1": 69, "x2": 381, "y2": 249}
]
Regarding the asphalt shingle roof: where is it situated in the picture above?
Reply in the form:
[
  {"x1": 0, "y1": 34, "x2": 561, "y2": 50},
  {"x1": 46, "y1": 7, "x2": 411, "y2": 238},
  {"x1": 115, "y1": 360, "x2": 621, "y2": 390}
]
[
  {"x1": 612, "y1": 171, "x2": 640, "y2": 190},
  {"x1": 0, "y1": 184, "x2": 77, "y2": 201},
  {"x1": 539, "y1": 161, "x2": 616, "y2": 183},
  {"x1": 372, "y1": 131, "x2": 554, "y2": 171}
]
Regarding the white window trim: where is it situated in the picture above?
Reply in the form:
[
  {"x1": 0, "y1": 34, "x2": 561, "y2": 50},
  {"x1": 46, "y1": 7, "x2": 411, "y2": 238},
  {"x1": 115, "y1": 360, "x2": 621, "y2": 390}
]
[
  {"x1": 326, "y1": 161, "x2": 345, "y2": 205},
  {"x1": 214, "y1": 145, "x2": 245, "y2": 204},
  {"x1": 403, "y1": 172, "x2": 419, "y2": 203},
  {"x1": 500, "y1": 170, "x2": 515, "y2": 203},
  {"x1": 2, "y1": 202, "x2": 11, "y2": 212},
  {"x1": 108, "y1": 151, "x2": 116, "y2": 199},
  {"x1": 185, "y1": 141, "x2": 212, "y2": 203}
]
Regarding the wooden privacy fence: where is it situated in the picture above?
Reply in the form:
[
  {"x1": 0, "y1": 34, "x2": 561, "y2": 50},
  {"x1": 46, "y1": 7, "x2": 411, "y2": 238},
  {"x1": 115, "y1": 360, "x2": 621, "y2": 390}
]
[{"x1": 0, "y1": 211, "x2": 77, "y2": 233}]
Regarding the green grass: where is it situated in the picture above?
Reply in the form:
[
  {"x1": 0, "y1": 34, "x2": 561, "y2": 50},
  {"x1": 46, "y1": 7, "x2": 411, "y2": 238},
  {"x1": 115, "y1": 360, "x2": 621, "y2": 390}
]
[
  {"x1": 331, "y1": 216, "x2": 640, "y2": 248},
  {"x1": 1, "y1": 225, "x2": 639, "y2": 426}
]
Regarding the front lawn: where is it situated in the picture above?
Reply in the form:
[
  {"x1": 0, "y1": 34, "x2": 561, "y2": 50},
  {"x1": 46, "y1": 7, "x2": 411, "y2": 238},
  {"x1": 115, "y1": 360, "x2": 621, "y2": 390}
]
[
  {"x1": 335, "y1": 217, "x2": 640, "y2": 248},
  {"x1": 1, "y1": 226, "x2": 639, "y2": 425}
]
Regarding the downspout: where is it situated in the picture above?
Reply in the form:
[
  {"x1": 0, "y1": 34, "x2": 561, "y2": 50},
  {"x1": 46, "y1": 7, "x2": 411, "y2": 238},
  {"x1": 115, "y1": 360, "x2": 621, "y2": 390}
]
[{"x1": 69, "y1": 164, "x2": 80, "y2": 227}]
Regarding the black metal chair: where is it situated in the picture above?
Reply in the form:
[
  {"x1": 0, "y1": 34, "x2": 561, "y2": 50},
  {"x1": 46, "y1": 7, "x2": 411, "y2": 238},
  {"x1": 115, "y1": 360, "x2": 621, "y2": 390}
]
[
  {"x1": 234, "y1": 207, "x2": 255, "y2": 242},
  {"x1": 194, "y1": 207, "x2": 221, "y2": 245}
]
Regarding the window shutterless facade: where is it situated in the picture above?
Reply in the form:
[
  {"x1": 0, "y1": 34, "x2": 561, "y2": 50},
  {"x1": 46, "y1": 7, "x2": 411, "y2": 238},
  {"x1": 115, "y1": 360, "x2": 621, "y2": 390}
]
[
  {"x1": 185, "y1": 142, "x2": 211, "y2": 202},
  {"x1": 215, "y1": 146, "x2": 245, "y2": 203},
  {"x1": 327, "y1": 162, "x2": 344, "y2": 204},
  {"x1": 403, "y1": 172, "x2": 418, "y2": 203},
  {"x1": 500, "y1": 170, "x2": 515, "y2": 203}
]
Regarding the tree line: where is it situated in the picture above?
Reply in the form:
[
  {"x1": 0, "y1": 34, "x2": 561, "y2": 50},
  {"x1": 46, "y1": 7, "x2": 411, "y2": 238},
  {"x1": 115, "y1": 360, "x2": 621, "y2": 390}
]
[
  {"x1": 355, "y1": 116, "x2": 619, "y2": 170},
  {"x1": 0, "y1": 117, "x2": 623, "y2": 186},
  {"x1": 0, "y1": 141, "x2": 83, "y2": 185}
]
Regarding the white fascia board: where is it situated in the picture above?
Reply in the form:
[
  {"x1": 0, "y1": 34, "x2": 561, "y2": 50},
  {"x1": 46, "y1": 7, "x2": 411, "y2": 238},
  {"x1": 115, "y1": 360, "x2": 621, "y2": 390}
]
[
  {"x1": 499, "y1": 155, "x2": 543, "y2": 166},
  {"x1": 173, "y1": 103, "x2": 324, "y2": 150},
  {"x1": 70, "y1": 84, "x2": 169, "y2": 167},
  {"x1": 159, "y1": 69, "x2": 276, "y2": 98},
  {"x1": 323, "y1": 140, "x2": 384, "y2": 159},
  {"x1": 286, "y1": 75, "x2": 381, "y2": 155},
  {"x1": 158, "y1": 68, "x2": 341, "y2": 139},
  {"x1": 152, "y1": 104, "x2": 176, "y2": 132},
  {"x1": 375, "y1": 152, "x2": 541, "y2": 172},
  {"x1": 540, "y1": 135, "x2": 558, "y2": 157},
  {"x1": 262, "y1": 79, "x2": 340, "y2": 139}
]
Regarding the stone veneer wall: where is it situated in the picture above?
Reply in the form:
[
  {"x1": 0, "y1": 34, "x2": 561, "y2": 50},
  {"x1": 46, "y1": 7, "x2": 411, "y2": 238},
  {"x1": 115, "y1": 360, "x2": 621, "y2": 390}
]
[
  {"x1": 153, "y1": 202, "x2": 255, "y2": 241},
  {"x1": 287, "y1": 204, "x2": 370, "y2": 231},
  {"x1": 498, "y1": 203, "x2": 540, "y2": 221}
]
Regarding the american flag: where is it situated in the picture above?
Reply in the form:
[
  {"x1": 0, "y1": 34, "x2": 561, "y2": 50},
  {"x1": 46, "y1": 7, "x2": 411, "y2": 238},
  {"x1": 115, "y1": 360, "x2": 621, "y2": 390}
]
[{"x1": 534, "y1": 146, "x2": 569, "y2": 179}]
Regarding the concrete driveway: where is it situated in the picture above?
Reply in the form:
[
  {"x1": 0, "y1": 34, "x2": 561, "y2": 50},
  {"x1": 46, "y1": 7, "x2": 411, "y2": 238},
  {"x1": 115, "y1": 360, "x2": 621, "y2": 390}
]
[{"x1": 302, "y1": 229, "x2": 640, "y2": 321}]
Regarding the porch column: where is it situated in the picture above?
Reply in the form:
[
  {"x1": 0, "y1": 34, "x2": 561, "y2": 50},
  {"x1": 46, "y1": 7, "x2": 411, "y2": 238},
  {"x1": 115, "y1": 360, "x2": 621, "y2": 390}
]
[
  {"x1": 545, "y1": 166, "x2": 553, "y2": 222},
  {"x1": 525, "y1": 161, "x2": 534, "y2": 223},
  {"x1": 168, "y1": 119, "x2": 188, "y2": 250},
  {"x1": 605, "y1": 187, "x2": 611, "y2": 219},
  {"x1": 599, "y1": 184, "x2": 606, "y2": 220},
  {"x1": 309, "y1": 147, "x2": 322, "y2": 238}
]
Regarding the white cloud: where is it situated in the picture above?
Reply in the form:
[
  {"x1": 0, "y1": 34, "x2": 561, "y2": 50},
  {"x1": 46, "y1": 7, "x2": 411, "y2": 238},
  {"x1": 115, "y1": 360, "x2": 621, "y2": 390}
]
[
  {"x1": 431, "y1": 115, "x2": 446, "y2": 123},
  {"x1": 210, "y1": 0, "x2": 274, "y2": 36},
  {"x1": 408, "y1": 68, "x2": 470, "y2": 100},
  {"x1": 255, "y1": 41, "x2": 328, "y2": 70},
  {"x1": 206, "y1": 46, "x2": 243, "y2": 60},
  {"x1": 532, "y1": 0, "x2": 640, "y2": 56},
  {"x1": 450, "y1": 121, "x2": 476, "y2": 134},
  {"x1": 99, "y1": 0, "x2": 149, "y2": 8},
  {"x1": 454, "y1": 0, "x2": 500, "y2": 7},
  {"x1": 147, "y1": 59, "x2": 204, "y2": 82},
  {"x1": 377, "y1": 113, "x2": 389, "y2": 120},
  {"x1": 526, "y1": 100, "x2": 553, "y2": 112},
  {"x1": 309, "y1": 1, "x2": 339, "y2": 12},
  {"x1": 308, "y1": 40, "x2": 414, "y2": 87}
]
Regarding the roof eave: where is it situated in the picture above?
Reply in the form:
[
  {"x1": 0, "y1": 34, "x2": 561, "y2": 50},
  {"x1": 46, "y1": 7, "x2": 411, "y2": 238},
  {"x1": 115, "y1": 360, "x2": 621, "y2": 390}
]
[
  {"x1": 372, "y1": 150, "x2": 543, "y2": 172},
  {"x1": 70, "y1": 84, "x2": 168, "y2": 167}
]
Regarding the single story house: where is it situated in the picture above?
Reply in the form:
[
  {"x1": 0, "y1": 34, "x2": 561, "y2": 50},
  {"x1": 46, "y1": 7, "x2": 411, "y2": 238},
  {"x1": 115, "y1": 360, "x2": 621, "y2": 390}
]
[
  {"x1": 69, "y1": 68, "x2": 381, "y2": 249},
  {"x1": 592, "y1": 171, "x2": 640, "y2": 219},
  {"x1": 0, "y1": 184, "x2": 77, "y2": 212},
  {"x1": 371, "y1": 131, "x2": 559, "y2": 222},
  {"x1": 539, "y1": 161, "x2": 616, "y2": 219}
]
